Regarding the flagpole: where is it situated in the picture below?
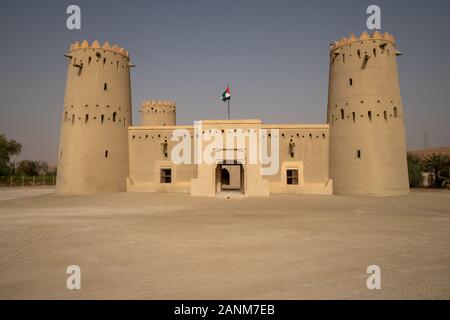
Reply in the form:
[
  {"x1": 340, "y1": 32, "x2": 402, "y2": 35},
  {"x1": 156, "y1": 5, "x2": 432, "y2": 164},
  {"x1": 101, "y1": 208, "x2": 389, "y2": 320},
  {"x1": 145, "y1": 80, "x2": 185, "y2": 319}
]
[{"x1": 228, "y1": 82, "x2": 230, "y2": 120}]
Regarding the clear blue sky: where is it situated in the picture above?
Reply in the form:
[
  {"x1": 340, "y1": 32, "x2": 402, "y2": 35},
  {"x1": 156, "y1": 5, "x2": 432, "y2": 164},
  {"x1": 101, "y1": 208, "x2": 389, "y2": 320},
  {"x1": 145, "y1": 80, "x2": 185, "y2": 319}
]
[{"x1": 0, "y1": 0, "x2": 449, "y2": 165}]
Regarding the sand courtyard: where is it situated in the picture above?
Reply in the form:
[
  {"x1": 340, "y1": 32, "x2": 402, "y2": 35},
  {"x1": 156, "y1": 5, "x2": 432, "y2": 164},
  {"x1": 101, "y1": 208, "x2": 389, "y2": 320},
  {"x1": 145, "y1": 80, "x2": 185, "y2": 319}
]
[{"x1": 0, "y1": 188, "x2": 449, "y2": 299}]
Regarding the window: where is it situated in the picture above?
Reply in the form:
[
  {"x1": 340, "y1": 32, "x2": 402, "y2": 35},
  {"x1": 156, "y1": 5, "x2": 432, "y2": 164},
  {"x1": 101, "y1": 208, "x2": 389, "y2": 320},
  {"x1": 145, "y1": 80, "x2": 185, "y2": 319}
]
[
  {"x1": 112, "y1": 112, "x2": 117, "y2": 122},
  {"x1": 104, "y1": 83, "x2": 108, "y2": 91},
  {"x1": 105, "y1": 150, "x2": 108, "y2": 158},
  {"x1": 71, "y1": 114, "x2": 75, "y2": 125},
  {"x1": 341, "y1": 109, "x2": 345, "y2": 120},
  {"x1": 101, "y1": 114, "x2": 104, "y2": 124},
  {"x1": 85, "y1": 114, "x2": 89, "y2": 123},
  {"x1": 383, "y1": 110, "x2": 387, "y2": 121},
  {"x1": 64, "y1": 111, "x2": 68, "y2": 121},
  {"x1": 357, "y1": 150, "x2": 361, "y2": 159},
  {"x1": 287, "y1": 169, "x2": 298, "y2": 185},
  {"x1": 368, "y1": 111, "x2": 372, "y2": 122},
  {"x1": 289, "y1": 142, "x2": 295, "y2": 158},
  {"x1": 394, "y1": 107, "x2": 398, "y2": 118},
  {"x1": 160, "y1": 169, "x2": 172, "y2": 183},
  {"x1": 352, "y1": 112, "x2": 356, "y2": 122},
  {"x1": 349, "y1": 78, "x2": 353, "y2": 86},
  {"x1": 162, "y1": 142, "x2": 168, "y2": 158}
]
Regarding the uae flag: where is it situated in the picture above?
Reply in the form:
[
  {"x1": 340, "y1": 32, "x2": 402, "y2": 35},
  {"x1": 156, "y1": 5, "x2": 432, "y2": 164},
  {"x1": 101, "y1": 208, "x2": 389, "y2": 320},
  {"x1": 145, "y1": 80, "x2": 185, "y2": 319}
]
[{"x1": 221, "y1": 86, "x2": 231, "y2": 101}]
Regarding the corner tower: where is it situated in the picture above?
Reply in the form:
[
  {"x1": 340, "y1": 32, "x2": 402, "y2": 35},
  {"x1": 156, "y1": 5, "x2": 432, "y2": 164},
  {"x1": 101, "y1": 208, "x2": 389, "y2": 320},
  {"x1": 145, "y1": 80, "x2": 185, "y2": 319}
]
[
  {"x1": 139, "y1": 100, "x2": 176, "y2": 126},
  {"x1": 56, "y1": 40, "x2": 132, "y2": 194},
  {"x1": 327, "y1": 31, "x2": 409, "y2": 196}
]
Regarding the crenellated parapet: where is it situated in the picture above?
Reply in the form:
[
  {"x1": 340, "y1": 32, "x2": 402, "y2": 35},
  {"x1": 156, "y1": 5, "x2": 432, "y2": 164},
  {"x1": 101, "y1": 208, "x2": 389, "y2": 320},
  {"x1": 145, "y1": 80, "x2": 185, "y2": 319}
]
[
  {"x1": 330, "y1": 31, "x2": 396, "y2": 51},
  {"x1": 141, "y1": 100, "x2": 176, "y2": 109},
  {"x1": 69, "y1": 40, "x2": 130, "y2": 59}
]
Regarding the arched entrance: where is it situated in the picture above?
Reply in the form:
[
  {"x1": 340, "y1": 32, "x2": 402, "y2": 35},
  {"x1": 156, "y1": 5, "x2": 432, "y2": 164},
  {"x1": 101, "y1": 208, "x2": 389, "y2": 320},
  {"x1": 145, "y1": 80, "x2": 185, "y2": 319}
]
[{"x1": 221, "y1": 168, "x2": 230, "y2": 186}]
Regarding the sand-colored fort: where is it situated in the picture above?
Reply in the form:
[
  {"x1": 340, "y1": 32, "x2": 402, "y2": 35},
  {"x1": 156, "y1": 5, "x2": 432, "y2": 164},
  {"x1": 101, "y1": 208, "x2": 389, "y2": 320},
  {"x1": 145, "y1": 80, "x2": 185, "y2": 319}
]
[{"x1": 56, "y1": 32, "x2": 409, "y2": 197}]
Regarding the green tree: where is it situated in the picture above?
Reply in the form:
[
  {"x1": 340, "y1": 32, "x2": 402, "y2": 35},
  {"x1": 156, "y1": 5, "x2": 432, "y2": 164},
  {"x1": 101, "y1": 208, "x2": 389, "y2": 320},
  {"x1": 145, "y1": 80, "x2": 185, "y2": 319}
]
[
  {"x1": 16, "y1": 160, "x2": 41, "y2": 176},
  {"x1": 422, "y1": 153, "x2": 450, "y2": 187},
  {"x1": 0, "y1": 133, "x2": 22, "y2": 175},
  {"x1": 407, "y1": 152, "x2": 423, "y2": 187},
  {"x1": 8, "y1": 160, "x2": 18, "y2": 175},
  {"x1": 16, "y1": 160, "x2": 51, "y2": 176}
]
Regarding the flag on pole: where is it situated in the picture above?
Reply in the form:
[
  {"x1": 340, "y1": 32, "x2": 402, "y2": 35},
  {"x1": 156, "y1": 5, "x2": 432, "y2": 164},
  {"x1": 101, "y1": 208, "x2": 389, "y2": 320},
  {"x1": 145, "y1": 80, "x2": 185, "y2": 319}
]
[{"x1": 221, "y1": 86, "x2": 231, "y2": 101}]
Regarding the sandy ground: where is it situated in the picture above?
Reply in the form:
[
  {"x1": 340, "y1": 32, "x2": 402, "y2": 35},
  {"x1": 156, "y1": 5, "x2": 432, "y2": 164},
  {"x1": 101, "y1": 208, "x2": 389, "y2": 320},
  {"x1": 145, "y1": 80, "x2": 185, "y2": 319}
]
[
  {"x1": 0, "y1": 187, "x2": 55, "y2": 201},
  {"x1": 0, "y1": 188, "x2": 449, "y2": 299}
]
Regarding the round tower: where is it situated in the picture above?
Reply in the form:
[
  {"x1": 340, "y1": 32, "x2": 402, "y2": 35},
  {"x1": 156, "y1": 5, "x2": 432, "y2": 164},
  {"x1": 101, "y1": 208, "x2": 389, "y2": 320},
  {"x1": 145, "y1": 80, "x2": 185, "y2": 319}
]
[
  {"x1": 56, "y1": 40, "x2": 132, "y2": 194},
  {"x1": 327, "y1": 31, "x2": 409, "y2": 196},
  {"x1": 139, "y1": 100, "x2": 176, "y2": 126}
]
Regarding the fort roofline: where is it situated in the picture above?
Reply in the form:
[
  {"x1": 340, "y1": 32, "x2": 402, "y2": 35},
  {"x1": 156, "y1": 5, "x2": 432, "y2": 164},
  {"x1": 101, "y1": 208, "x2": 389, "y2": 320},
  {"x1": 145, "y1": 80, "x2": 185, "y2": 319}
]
[
  {"x1": 330, "y1": 31, "x2": 396, "y2": 51},
  {"x1": 68, "y1": 40, "x2": 130, "y2": 59},
  {"x1": 128, "y1": 121, "x2": 329, "y2": 131}
]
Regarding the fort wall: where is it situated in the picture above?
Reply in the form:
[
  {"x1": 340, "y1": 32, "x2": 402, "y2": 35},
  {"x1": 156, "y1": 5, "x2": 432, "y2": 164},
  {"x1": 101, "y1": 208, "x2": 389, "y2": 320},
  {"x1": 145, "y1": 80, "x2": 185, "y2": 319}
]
[{"x1": 127, "y1": 121, "x2": 331, "y2": 196}]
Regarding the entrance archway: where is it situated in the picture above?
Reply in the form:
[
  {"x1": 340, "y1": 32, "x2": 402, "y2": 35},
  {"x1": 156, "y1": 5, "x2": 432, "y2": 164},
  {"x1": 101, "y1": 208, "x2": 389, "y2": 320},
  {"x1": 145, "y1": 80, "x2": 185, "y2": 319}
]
[
  {"x1": 221, "y1": 168, "x2": 230, "y2": 186},
  {"x1": 216, "y1": 163, "x2": 244, "y2": 193}
]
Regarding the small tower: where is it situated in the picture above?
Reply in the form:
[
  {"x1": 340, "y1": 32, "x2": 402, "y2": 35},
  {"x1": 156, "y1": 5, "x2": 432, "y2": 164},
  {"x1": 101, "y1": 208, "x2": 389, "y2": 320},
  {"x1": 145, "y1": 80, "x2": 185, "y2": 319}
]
[
  {"x1": 139, "y1": 100, "x2": 176, "y2": 126},
  {"x1": 56, "y1": 40, "x2": 132, "y2": 194},
  {"x1": 327, "y1": 31, "x2": 409, "y2": 196}
]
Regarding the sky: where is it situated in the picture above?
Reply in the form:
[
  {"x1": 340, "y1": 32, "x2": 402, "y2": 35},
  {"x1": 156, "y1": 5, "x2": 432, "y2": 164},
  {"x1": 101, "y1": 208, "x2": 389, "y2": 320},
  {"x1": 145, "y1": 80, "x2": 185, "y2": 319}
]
[{"x1": 0, "y1": 0, "x2": 449, "y2": 165}]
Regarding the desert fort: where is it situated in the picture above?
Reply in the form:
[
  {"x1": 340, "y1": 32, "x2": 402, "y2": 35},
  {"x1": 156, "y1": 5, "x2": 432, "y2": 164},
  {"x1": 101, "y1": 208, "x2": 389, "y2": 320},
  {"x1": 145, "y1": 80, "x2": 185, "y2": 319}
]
[{"x1": 56, "y1": 31, "x2": 409, "y2": 197}]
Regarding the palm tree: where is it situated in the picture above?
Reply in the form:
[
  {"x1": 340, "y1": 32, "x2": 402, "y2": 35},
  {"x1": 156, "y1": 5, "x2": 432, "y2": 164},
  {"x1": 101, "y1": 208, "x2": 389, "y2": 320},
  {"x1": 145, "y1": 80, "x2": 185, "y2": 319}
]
[
  {"x1": 423, "y1": 153, "x2": 450, "y2": 187},
  {"x1": 437, "y1": 156, "x2": 450, "y2": 189},
  {"x1": 407, "y1": 152, "x2": 423, "y2": 187}
]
